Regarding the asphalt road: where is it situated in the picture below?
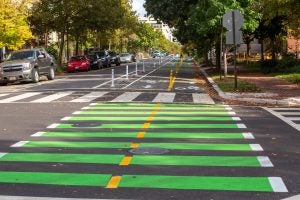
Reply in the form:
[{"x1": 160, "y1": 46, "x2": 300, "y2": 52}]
[{"x1": 0, "y1": 57, "x2": 299, "y2": 200}]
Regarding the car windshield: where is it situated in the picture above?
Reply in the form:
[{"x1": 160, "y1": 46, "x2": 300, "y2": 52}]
[
  {"x1": 70, "y1": 56, "x2": 85, "y2": 61},
  {"x1": 87, "y1": 55, "x2": 97, "y2": 60},
  {"x1": 97, "y1": 51, "x2": 106, "y2": 57},
  {"x1": 120, "y1": 53, "x2": 130, "y2": 57},
  {"x1": 7, "y1": 51, "x2": 35, "y2": 61}
]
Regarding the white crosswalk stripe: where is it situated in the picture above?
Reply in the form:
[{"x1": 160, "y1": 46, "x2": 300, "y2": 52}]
[
  {"x1": 264, "y1": 107, "x2": 300, "y2": 132},
  {"x1": 192, "y1": 93, "x2": 215, "y2": 105},
  {"x1": 0, "y1": 91, "x2": 216, "y2": 104},
  {"x1": 111, "y1": 92, "x2": 141, "y2": 102},
  {"x1": 152, "y1": 92, "x2": 176, "y2": 103},
  {"x1": 0, "y1": 94, "x2": 9, "y2": 98},
  {"x1": 71, "y1": 92, "x2": 107, "y2": 102},
  {"x1": 32, "y1": 92, "x2": 73, "y2": 103},
  {"x1": 0, "y1": 92, "x2": 41, "y2": 103}
]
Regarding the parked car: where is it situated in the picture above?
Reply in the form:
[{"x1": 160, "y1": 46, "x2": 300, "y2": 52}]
[
  {"x1": 108, "y1": 51, "x2": 121, "y2": 66},
  {"x1": 120, "y1": 53, "x2": 133, "y2": 63},
  {"x1": 152, "y1": 51, "x2": 162, "y2": 58},
  {"x1": 67, "y1": 56, "x2": 90, "y2": 73},
  {"x1": 94, "y1": 50, "x2": 111, "y2": 68},
  {"x1": 0, "y1": 48, "x2": 56, "y2": 85},
  {"x1": 87, "y1": 54, "x2": 102, "y2": 70}
]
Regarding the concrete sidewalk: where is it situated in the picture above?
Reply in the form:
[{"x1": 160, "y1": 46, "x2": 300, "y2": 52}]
[{"x1": 200, "y1": 67, "x2": 300, "y2": 106}]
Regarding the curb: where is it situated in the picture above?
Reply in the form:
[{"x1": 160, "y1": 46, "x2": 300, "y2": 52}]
[{"x1": 200, "y1": 68, "x2": 299, "y2": 106}]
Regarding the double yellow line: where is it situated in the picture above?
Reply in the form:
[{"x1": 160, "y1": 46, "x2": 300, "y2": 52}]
[{"x1": 167, "y1": 58, "x2": 183, "y2": 91}]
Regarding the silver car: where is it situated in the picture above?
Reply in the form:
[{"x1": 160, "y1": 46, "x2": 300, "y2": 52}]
[{"x1": 0, "y1": 48, "x2": 56, "y2": 85}]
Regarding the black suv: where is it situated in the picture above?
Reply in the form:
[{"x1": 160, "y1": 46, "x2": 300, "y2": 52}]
[
  {"x1": 87, "y1": 54, "x2": 102, "y2": 70},
  {"x1": 108, "y1": 51, "x2": 121, "y2": 66},
  {"x1": 94, "y1": 50, "x2": 111, "y2": 68}
]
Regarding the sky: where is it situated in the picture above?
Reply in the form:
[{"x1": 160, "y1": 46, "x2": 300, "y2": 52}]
[{"x1": 132, "y1": 0, "x2": 146, "y2": 16}]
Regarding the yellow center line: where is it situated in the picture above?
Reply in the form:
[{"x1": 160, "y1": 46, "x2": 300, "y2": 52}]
[
  {"x1": 106, "y1": 176, "x2": 122, "y2": 189},
  {"x1": 142, "y1": 122, "x2": 150, "y2": 129},
  {"x1": 130, "y1": 143, "x2": 140, "y2": 148},
  {"x1": 137, "y1": 131, "x2": 146, "y2": 138},
  {"x1": 119, "y1": 156, "x2": 132, "y2": 166}
]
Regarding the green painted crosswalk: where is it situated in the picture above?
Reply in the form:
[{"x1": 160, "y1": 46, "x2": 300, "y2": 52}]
[
  {"x1": 118, "y1": 175, "x2": 285, "y2": 192},
  {"x1": 18, "y1": 141, "x2": 260, "y2": 151},
  {"x1": 37, "y1": 131, "x2": 248, "y2": 139},
  {"x1": 65, "y1": 116, "x2": 237, "y2": 121},
  {"x1": 0, "y1": 102, "x2": 288, "y2": 195},
  {"x1": 76, "y1": 111, "x2": 234, "y2": 115},
  {"x1": 0, "y1": 171, "x2": 287, "y2": 192},
  {"x1": 0, "y1": 153, "x2": 269, "y2": 167},
  {"x1": 0, "y1": 171, "x2": 111, "y2": 186},
  {"x1": 53, "y1": 123, "x2": 243, "y2": 129}
]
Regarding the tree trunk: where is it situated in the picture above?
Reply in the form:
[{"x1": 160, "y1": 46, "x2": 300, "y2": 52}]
[
  {"x1": 260, "y1": 39, "x2": 264, "y2": 61},
  {"x1": 271, "y1": 39, "x2": 276, "y2": 61},
  {"x1": 66, "y1": 32, "x2": 70, "y2": 61},
  {"x1": 215, "y1": 40, "x2": 221, "y2": 70},
  {"x1": 246, "y1": 41, "x2": 250, "y2": 64},
  {"x1": 58, "y1": 31, "x2": 65, "y2": 67},
  {"x1": 75, "y1": 36, "x2": 79, "y2": 56}
]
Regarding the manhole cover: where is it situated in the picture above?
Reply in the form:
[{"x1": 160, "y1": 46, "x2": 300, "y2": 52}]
[
  {"x1": 72, "y1": 122, "x2": 102, "y2": 127},
  {"x1": 129, "y1": 147, "x2": 169, "y2": 155}
]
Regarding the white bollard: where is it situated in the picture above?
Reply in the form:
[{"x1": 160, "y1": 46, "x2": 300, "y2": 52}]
[
  {"x1": 142, "y1": 61, "x2": 145, "y2": 73},
  {"x1": 126, "y1": 65, "x2": 129, "y2": 80},
  {"x1": 135, "y1": 62, "x2": 138, "y2": 76},
  {"x1": 111, "y1": 69, "x2": 115, "y2": 87}
]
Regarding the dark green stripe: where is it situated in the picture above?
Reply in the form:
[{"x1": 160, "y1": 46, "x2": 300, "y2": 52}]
[
  {"x1": 0, "y1": 171, "x2": 111, "y2": 186},
  {"x1": 41, "y1": 132, "x2": 244, "y2": 139},
  {"x1": 77, "y1": 111, "x2": 232, "y2": 115},
  {"x1": 119, "y1": 175, "x2": 273, "y2": 192},
  {"x1": 55, "y1": 123, "x2": 239, "y2": 129},
  {"x1": 0, "y1": 153, "x2": 123, "y2": 164},
  {"x1": 139, "y1": 143, "x2": 252, "y2": 151},
  {"x1": 24, "y1": 141, "x2": 131, "y2": 148},
  {"x1": 67, "y1": 116, "x2": 234, "y2": 121},
  {"x1": 131, "y1": 155, "x2": 261, "y2": 167},
  {"x1": 22, "y1": 141, "x2": 252, "y2": 151}
]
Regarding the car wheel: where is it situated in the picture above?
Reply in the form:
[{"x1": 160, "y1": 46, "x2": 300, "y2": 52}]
[
  {"x1": 0, "y1": 82, "x2": 8, "y2": 86},
  {"x1": 31, "y1": 68, "x2": 39, "y2": 83},
  {"x1": 117, "y1": 62, "x2": 121, "y2": 66},
  {"x1": 47, "y1": 67, "x2": 55, "y2": 80}
]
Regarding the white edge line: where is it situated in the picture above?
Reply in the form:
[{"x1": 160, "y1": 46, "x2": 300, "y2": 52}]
[
  {"x1": 257, "y1": 156, "x2": 274, "y2": 167},
  {"x1": 31, "y1": 131, "x2": 46, "y2": 137},
  {"x1": 237, "y1": 124, "x2": 247, "y2": 128},
  {"x1": 11, "y1": 141, "x2": 29, "y2": 148},
  {"x1": 0, "y1": 153, "x2": 7, "y2": 158},
  {"x1": 73, "y1": 111, "x2": 81, "y2": 115},
  {"x1": 90, "y1": 103, "x2": 97, "y2": 106},
  {"x1": 61, "y1": 117, "x2": 71, "y2": 121},
  {"x1": 232, "y1": 117, "x2": 241, "y2": 121},
  {"x1": 228, "y1": 111, "x2": 236, "y2": 115},
  {"x1": 225, "y1": 107, "x2": 233, "y2": 110},
  {"x1": 250, "y1": 144, "x2": 264, "y2": 151},
  {"x1": 47, "y1": 123, "x2": 60, "y2": 129},
  {"x1": 268, "y1": 177, "x2": 288, "y2": 192},
  {"x1": 81, "y1": 107, "x2": 90, "y2": 110},
  {"x1": 243, "y1": 132, "x2": 255, "y2": 139},
  {"x1": 264, "y1": 107, "x2": 300, "y2": 132}
]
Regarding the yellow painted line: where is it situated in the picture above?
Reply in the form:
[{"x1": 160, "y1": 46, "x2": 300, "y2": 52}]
[
  {"x1": 137, "y1": 132, "x2": 146, "y2": 139},
  {"x1": 131, "y1": 143, "x2": 140, "y2": 148},
  {"x1": 119, "y1": 156, "x2": 132, "y2": 166},
  {"x1": 106, "y1": 176, "x2": 122, "y2": 189},
  {"x1": 150, "y1": 111, "x2": 157, "y2": 115},
  {"x1": 142, "y1": 123, "x2": 150, "y2": 129},
  {"x1": 147, "y1": 116, "x2": 154, "y2": 122}
]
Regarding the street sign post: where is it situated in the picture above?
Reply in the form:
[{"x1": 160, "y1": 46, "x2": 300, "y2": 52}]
[{"x1": 223, "y1": 10, "x2": 244, "y2": 89}]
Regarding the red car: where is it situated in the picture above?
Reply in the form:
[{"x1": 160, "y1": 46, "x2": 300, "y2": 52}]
[{"x1": 67, "y1": 56, "x2": 90, "y2": 72}]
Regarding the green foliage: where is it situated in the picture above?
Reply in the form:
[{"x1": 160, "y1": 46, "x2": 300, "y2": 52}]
[
  {"x1": 275, "y1": 73, "x2": 300, "y2": 84},
  {"x1": 0, "y1": 0, "x2": 32, "y2": 50},
  {"x1": 259, "y1": 54, "x2": 300, "y2": 73},
  {"x1": 45, "y1": 43, "x2": 59, "y2": 60}
]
